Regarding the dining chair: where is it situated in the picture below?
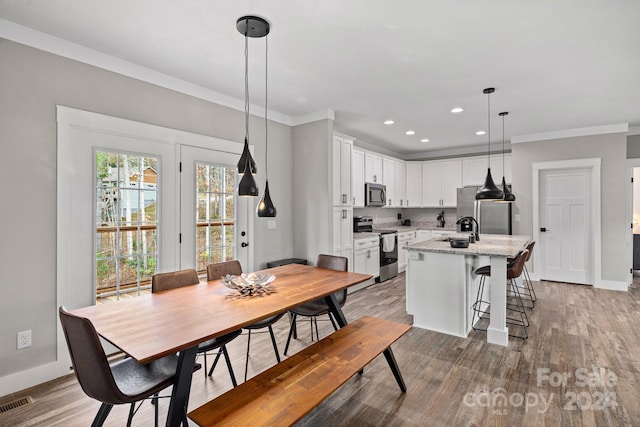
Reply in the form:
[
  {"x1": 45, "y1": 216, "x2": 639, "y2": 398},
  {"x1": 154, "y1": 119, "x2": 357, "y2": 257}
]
[
  {"x1": 283, "y1": 254, "x2": 348, "y2": 355},
  {"x1": 59, "y1": 306, "x2": 198, "y2": 427},
  {"x1": 151, "y1": 269, "x2": 241, "y2": 386},
  {"x1": 207, "y1": 260, "x2": 284, "y2": 381}
]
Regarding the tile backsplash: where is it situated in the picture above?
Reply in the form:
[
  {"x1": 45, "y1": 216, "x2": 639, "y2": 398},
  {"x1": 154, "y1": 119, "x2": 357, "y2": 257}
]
[{"x1": 353, "y1": 207, "x2": 457, "y2": 228}]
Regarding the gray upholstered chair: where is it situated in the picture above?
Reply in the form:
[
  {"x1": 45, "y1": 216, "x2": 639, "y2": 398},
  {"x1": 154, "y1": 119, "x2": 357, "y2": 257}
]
[
  {"x1": 59, "y1": 306, "x2": 198, "y2": 427},
  {"x1": 151, "y1": 269, "x2": 241, "y2": 385},
  {"x1": 284, "y1": 254, "x2": 348, "y2": 355},
  {"x1": 207, "y1": 260, "x2": 284, "y2": 381}
]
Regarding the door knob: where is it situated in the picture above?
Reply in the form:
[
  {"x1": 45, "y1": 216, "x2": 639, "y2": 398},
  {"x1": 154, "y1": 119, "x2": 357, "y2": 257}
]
[
  {"x1": 540, "y1": 228, "x2": 548, "y2": 232},
  {"x1": 241, "y1": 242, "x2": 249, "y2": 247}
]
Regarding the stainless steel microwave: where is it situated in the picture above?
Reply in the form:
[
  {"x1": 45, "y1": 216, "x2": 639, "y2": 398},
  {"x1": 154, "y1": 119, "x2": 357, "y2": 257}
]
[{"x1": 365, "y1": 182, "x2": 386, "y2": 207}]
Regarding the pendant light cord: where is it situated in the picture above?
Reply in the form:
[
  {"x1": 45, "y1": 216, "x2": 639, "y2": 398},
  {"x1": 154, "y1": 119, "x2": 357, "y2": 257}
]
[
  {"x1": 487, "y1": 92, "x2": 491, "y2": 168},
  {"x1": 264, "y1": 35, "x2": 269, "y2": 179},
  {"x1": 244, "y1": 27, "x2": 250, "y2": 142},
  {"x1": 502, "y1": 113, "x2": 505, "y2": 172}
]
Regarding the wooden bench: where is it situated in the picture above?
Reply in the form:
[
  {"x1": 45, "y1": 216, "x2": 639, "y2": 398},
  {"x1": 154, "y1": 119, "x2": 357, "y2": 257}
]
[{"x1": 188, "y1": 316, "x2": 411, "y2": 426}]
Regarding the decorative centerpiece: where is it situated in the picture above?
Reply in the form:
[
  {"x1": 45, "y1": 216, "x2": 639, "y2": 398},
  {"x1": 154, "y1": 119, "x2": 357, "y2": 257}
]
[{"x1": 221, "y1": 272, "x2": 276, "y2": 296}]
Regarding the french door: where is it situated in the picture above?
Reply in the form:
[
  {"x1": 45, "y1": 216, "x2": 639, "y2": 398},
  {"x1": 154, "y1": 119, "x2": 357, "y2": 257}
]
[
  {"x1": 58, "y1": 107, "x2": 250, "y2": 311},
  {"x1": 180, "y1": 145, "x2": 250, "y2": 273}
]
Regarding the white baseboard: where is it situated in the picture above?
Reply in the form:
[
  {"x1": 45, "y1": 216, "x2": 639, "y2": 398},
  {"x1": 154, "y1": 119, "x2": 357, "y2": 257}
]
[
  {"x1": 0, "y1": 360, "x2": 69, "y2": 397},
  {"x1": 595, "y1": 280, "x2": 628, "y2": 292}
]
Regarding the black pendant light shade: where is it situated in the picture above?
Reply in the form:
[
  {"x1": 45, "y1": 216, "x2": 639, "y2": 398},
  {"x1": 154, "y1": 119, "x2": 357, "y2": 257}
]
[
  {"x1": 497, "y1": 111, "x2": 516, "y2": 203},
  {"x1": 238, "y1": 137, "x2": 256, "y2": 175},
  {"x1": 501, "y1": 176, "x2": 516, "y2": 202},
  {"x1": 238, "y1": 156, "x2": 259, "y2": 196},
  {"x1": 476, "y1": 168, "x2": 504, "y2": 200},
  {"x1": 476, "y1": 87, "x2": 504, "y2": 201},
  {"x1": 257, "y1": 180, "x2": 277, "y2": 216}
]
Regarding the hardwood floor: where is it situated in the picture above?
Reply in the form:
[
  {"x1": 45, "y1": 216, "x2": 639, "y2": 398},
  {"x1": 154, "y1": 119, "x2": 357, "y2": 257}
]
[{"x1": 2, "y1": 273, "x2": 639, "y2": 426}]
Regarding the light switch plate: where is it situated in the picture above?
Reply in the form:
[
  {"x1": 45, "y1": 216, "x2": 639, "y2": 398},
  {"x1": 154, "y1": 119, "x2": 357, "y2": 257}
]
[
  {"x1": 267, "y1": 220, "x2": 276, "y2": 230},
  {"x1": 515, "y1": 214, "x2": 521, "y2": 222}
]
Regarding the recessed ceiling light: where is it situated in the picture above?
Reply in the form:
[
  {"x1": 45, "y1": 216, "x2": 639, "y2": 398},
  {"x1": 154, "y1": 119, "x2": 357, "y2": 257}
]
[
  {"x1": 406, "y1": 130, "x2": 415, "y2": 135},
  {"x1": 451, "y1": 107, "x2": 464, "y2": 113},
  {"x1": 421, "y1": 139, "x2": 430, "y2": 143},
  {"x1": 384, "y1": 120, "x2": 394, "y2": 125},
  {"x1": 476, "y1": 130, "x2": 486, "y2": 135}
]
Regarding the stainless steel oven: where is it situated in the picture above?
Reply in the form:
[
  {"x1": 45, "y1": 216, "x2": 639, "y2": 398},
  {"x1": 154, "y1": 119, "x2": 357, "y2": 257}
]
[{"x1": 373, "y1": 229, "x2": 398, "y2": 282}]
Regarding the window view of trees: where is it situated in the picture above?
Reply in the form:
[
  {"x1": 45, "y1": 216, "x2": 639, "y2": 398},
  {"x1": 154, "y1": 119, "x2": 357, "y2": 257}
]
[
  {"x1": 196, "y1": 162, "x2": 236, "y2": 273},
  {"x1": 95, "y1": 151, "x2": 158, "y2": 302}
]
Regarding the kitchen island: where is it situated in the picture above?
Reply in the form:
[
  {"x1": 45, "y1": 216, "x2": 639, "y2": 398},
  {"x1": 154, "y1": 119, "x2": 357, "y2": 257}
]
[{"x1": 405, "y1": 234, "x2": 531, "y2": 346}]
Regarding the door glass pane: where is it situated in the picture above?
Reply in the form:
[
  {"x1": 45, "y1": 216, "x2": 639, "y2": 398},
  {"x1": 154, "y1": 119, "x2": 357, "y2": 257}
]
[
  {"x1": 96, "y1": 151, "x2": 159, "y2": 303},
  {"x1": 195, "y1": 162, "x2": 237, "y2": 274}
]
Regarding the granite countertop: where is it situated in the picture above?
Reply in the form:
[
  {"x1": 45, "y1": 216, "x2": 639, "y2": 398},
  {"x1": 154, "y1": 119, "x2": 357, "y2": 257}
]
[{"x1": 405, "y1": 234, "x2": 532, "y2": 257}]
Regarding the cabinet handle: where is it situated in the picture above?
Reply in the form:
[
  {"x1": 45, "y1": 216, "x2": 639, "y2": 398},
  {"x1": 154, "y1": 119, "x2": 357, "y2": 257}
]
[
  {"x1": 400, "y1": 199, "x2": 403, "y2": 206},
  {"x1": 367, "y1": 250, "x2": 370, "y2": 258},
  {"x1": 353, "y1": 196, "x2": 355, "y2": 205}
]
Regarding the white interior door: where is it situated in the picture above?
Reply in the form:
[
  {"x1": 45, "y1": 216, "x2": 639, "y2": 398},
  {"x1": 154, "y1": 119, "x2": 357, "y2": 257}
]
[
  {"x1": 180, "y1": 145, "x2": 251, "y2": 273},
  {"x1": 539, "y1": 168, "x2": 591, "y2": 284}
]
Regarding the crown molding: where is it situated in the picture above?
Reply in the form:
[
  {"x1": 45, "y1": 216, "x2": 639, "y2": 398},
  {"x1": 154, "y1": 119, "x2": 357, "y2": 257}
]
[{"x1": 511, "y1": 123, "x2": 629, "y2": 144}]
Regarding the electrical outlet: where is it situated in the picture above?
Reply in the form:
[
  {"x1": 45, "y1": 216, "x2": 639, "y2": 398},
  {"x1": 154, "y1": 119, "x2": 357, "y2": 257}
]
[
  {"x1": 267, "y1": 220, "x2": 276, "y2": 230},
  {"x1": 17, "y1": 330, "x2": 31, "y2": 349}
]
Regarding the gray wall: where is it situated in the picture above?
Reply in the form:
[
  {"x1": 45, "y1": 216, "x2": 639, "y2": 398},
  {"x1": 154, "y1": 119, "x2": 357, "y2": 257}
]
[
  {"x1": 627, "y1": 134, "x2": 640, "y2": 158},
  {"x1": 511, "y1": 132, "x2": 628, "y2": 283},
  {"x1": 292, "y1": 119, "x2": 332, "y2": 265},
  {"x1": 0, "y1": 39, "x2": 293, "y2": 378}
]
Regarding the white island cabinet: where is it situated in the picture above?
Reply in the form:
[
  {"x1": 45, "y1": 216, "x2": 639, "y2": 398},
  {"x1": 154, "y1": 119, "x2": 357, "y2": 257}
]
[{"x1": 405, "y1": 234, "x2": 531, "y2": 346}]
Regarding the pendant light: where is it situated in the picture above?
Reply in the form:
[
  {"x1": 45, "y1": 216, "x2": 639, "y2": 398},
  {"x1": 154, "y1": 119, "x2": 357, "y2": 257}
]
[
  {"x1": 475, "y1": 87, "x2": 504, "y2": 201},
  {"x1": 236, "y1": 16, "x2": 268, "y2": 197},
  {"x1": 498, "y1": 111, "x2": 516, "y2": 202},
  {"x1": 257, "y1": 27, "x2": 277, "y2": 217}
]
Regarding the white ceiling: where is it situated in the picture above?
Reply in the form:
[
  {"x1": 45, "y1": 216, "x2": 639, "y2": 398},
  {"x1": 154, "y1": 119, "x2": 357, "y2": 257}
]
[{"x1": 1, "y1": 1, "x2": 639, "y2": 156}]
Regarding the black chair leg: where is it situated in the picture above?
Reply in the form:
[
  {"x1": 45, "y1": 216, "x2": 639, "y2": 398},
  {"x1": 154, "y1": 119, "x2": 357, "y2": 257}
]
[
  {"x1": 268, "y1": 325, "x2": 281, "y2": 363},
  {"x1": 328, "y1": 312, "x2": 338, "y2": 331},
  {"x1": 91, "y1": 403, "x2": 113, "y2": 427},
  {"x1": 207, "y1": 349, "x2": 223, "y2": 377},
  {"x1": 126, "y1": 402, "x2": 135, "y2": 427},
  {"x1": 153, "y1": 393, "x2": 159, "y2": 427},
  {"x1": 313, "y1": 316, "x2": 320, "y2": 341},
  {"x1": 284, "y1": 313, "x2": 297, "y2": 356},
  {"x1": 244, "y1": 329, "x2": 252, "y2": 382},
  {"x1": 221, "y1": 345, "x2": 238, "y2": 387}
]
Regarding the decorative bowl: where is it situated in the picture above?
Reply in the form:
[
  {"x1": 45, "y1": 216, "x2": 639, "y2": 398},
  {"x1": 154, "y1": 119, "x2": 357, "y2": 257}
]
[{"x1": 221, "y1": 272, "x2": 276, "y2": 296}]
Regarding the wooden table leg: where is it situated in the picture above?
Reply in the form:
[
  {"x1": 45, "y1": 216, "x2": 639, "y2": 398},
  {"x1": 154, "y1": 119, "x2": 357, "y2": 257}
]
[{"x1": 166, "y1": 345, "x2": 197, "y2": 427}]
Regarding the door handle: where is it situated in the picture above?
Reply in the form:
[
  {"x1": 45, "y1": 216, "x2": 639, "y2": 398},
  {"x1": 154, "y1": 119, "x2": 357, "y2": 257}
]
[
  {"x1": 540, "y1": 227, "x2": 548, "y2": 232},
  {"x1": 241, "y1": 242, "x2": 249, "y2": 247}
]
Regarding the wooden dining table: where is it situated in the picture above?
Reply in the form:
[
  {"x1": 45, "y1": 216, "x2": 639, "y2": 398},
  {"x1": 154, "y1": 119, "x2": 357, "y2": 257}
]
[{"x1": 70, "y1": 263, "x2": 400, "y2": 427}]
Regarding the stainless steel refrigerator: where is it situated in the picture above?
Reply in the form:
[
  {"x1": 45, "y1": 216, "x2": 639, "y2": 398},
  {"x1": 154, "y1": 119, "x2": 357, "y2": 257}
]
[{"x1": 456, "y1": 186, "x2": 512, "y2": 235}]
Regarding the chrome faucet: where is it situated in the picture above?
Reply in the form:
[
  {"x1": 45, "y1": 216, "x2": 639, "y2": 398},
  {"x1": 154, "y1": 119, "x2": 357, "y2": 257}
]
[{"x1": 456, "y1": 216, "x2": 479, "y2": 241}]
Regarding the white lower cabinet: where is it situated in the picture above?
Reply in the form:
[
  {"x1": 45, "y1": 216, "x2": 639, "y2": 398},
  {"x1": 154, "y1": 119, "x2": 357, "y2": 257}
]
[
  {"x1": 333, "y1": 207, "x2": 353, "y2": 270},
  {"x1": 353, "y1": 236, "x2": 379, "y2": 279},
  {"x1": 398, "y1": 231, "x2": 416, "y2": 272}
]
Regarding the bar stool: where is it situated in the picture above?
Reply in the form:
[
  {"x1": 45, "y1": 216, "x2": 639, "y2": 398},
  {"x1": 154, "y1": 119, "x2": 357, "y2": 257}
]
[
  {"x1": 471, "y1": 249, "x2": 530, "y2": 339},
  {"x1": 507, "y1": 241, "x2": 537, "y2": 309}
]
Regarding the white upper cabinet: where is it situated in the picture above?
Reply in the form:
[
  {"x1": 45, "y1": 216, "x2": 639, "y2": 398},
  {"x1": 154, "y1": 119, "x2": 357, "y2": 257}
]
[
  {"x1": 422, "y1": 159, "x2": 462, "y2": 207},
  {"x1": 382, "y1": 157, "x2": 395, "y2": 206},
  {"x1": 365, "y1": 152, "x2": 383, "y2": 183},
  {"x1": 395, "y1": 160, "x2": 406, "y2": 208},
  {"x1": 462, "y1": 154, "x2": 512, "y2": 187},
  {"x1": 352, "y1": 149, "x2": 365, "y2": 207},
  {"x1": 332, "y1": 135, "x2": 353, "y2": 206},
  {"x1": 405, "y1": 162, "x2": 422, "y2": 207}
]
